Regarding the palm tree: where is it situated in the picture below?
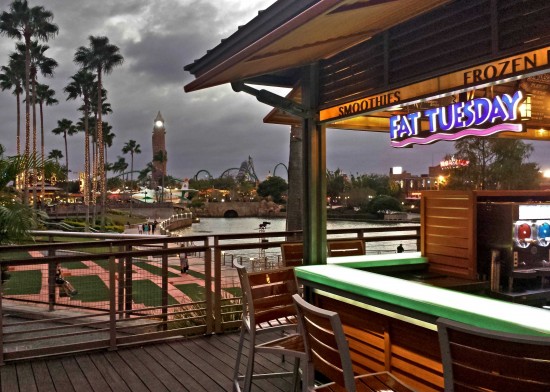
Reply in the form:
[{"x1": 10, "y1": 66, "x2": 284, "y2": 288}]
[
  {"x1": 0, "y1": 143, "x2": 46, "y2": 245},
  {"x1": 0, "y1": 0, "x2": 58, "y2": 204},
  {"x1": 74, "y1": 36, "x2": 123, "y2": 228},
  {"x1": 65, "y1": 69, "x2": 95, "y2": 230},
  {"x1": 36, "y1": 83, "x2": 57, "y2": 200},
  {"x1": 0, "y1": 57, "x2": 24, "y2": 155},
  {"x1": 13, "y1": 41, "x2": 57, "y2": 206},
  {"x1": 122, "y1": 140, "x2": 140, "y2": 216},
  {"x1": 51, "y1": 119, "x2": 77, "y2": 195},
  {"x1": 48, "y1": 149, "x2": 62, "y2": 164}
]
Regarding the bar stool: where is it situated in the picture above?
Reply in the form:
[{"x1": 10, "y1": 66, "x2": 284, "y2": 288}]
[
  {"x1": 292, "y1": 294, "x2": 418, "y2": 392},
  {"x1": 232, "y1": 261, "x2": 305, "y2": 392},
  {"x1": 437, "y1": 317, "x2": 550, "y2": 392}
]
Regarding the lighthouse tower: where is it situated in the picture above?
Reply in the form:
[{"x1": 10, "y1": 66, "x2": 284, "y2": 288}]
[{"x1": 152, "y1": 111, "x2": 167, "y2": 187}]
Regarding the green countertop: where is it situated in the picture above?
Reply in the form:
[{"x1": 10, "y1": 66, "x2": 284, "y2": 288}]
[
  {"x1": 327, "y1": 251, "x2": 427, "y2": 268},
  {"x1": 295, "y1": 264, "x2": 550, "y2": 336}
]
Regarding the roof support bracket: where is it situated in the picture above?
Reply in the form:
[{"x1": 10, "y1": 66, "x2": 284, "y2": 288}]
[{"x1": 231, "y1": 81, "x2": 312, "y2": 119}]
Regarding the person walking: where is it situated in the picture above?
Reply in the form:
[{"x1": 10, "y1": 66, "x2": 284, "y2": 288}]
[
  {"x1": 179, "y1": 252, "x2": 189, "y2": 273},
  {"x1": 138, "y1": 223, "x2": 143, "y2": 234},
  {"x1": 143, "y1": 222, "x2": 149, "y2": 235},
  {"x1": 152, "y1": 219, "x2": 158, "y2": 235}
]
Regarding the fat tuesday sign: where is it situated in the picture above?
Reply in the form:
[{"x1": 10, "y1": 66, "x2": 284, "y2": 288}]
[
  {"x1": 389, "y1": 91, "x2": 526, "y2": 148},
  {"x1": 319, "y1": 46, "x2": 550, "y2": 123}
]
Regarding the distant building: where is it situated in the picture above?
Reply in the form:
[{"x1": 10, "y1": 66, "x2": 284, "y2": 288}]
[{"x1": 390, "y1": 167, "x2": 438, "y2": 201}]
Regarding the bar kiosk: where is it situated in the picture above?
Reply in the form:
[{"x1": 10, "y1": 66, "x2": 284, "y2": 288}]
[{"x1": 478, "y1": 201, "x2": 550, "y2": 304}]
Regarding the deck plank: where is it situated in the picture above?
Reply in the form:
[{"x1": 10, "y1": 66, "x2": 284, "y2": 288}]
[
  {"x1": 88, "y1": 353, "x2": 131, "y2": 392},
  {"x1": 31, "y1": 360, "x2": 56, "y2": 392},
  {"x1": 0, "y1": 332, "x2": 294, "y2": 392},
  {"x1": 59, "y1": 357, "x2": 93, "y2": 392},
  {"x1": 0, "y1": 365, "x2": 19, "y2": 392},
  {"x1": 14, "y1": 362, "x2": 37, "y2": 392},
  {"x1": 73, "y1": 356, "x2": 111, "y2": 392},
  {"x1": 142, "y1": 343, "x2": 210, "y2": 392},
  {"x1": 102, "y1": 352, "x2": 150, "y2": 392}
]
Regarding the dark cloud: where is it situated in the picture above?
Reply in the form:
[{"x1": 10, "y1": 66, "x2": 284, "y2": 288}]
[{"x1": 0, "y1": 0, "x2": 548, "y2": 184}]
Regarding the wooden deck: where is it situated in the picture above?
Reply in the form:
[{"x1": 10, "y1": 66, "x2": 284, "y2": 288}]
[{"x1": 0, "y1": 332, "x2": 296, "y2": 392}]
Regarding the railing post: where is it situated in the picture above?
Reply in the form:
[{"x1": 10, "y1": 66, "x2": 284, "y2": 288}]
[
  {"x1": 213, "y1": 236, "x2": 223, "y2": 333},
  {"x1": 205, "y1": 237, "x2": 214, "y2": 334},
  {"x1": 48, "y1": 248, "x2": 56, "y2": 311},
  {"x1": 161, "y1": 242, "x2": 168, "y2": 331},
  {"x1": 125, "y1": 244, "x2": 133, "y2": 317},
  {"x1": 117, "y1": 245, "x2": 125, "y2": 319},
  {"x1": 0, "y1": 268, "x2": 4, "y2": 366},
  {"x1": 109, "y1": 256, "x2": 117, "y2": 351}
]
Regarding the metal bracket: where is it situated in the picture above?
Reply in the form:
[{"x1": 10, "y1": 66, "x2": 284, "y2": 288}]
[{"x1": 231, "y1": 81, "x2": 312, "y2": 119}]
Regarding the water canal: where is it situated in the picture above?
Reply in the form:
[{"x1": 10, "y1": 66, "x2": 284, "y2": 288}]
[{"x1": 172, "y1": 217, "x2": 419, "y2": 255}]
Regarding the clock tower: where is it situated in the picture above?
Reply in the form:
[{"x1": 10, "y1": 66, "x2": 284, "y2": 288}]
[{"x1": 152, "y1": 111, "x2": 167, "y2": 186}]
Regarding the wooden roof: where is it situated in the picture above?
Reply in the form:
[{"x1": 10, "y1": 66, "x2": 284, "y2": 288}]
[{"x1": 184, "y1": 0, "x2": 450, "y2": 92}]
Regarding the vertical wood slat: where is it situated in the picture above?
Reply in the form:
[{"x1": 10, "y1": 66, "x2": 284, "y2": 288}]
[
  {"x1": 421, "y1": 191, "x2": 476, "y2": 279},
  {"x1": 318, "y1": 295, "x2": 444, "y2": 392}
]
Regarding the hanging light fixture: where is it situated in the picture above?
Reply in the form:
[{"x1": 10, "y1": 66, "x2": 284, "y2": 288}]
[{"x1": 519, "y1": 93, "x2": 532, "y2": 121}]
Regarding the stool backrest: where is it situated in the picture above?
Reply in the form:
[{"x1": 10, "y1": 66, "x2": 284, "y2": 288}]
[
  {"x1": 437, "y1": 318, "x2": 550, "y2": 392},
  {"x1": 293, "y1": 294, "x2": 357, "y2": 392},
  {"x1": 327, "y1": 239, "x2": 364, "y2": 257},
  {"x1": 281, "y1": 242, "x2": 304, "y2": 267},
  {"x1": 234, "y1": 261, "x2": 298, "y2": 329}
]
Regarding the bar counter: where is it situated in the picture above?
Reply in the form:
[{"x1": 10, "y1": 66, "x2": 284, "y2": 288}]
[{"x1": 295, "y1": 255, "x2": 550, "y2": 391}]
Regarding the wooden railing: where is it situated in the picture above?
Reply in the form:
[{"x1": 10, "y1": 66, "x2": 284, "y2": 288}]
[{"x1": 0, "y1": 225, "x2": 420, "y2": 364}]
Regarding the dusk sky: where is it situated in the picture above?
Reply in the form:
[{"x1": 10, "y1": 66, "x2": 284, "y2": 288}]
[{"x1": 0, "y1": 0, "x2": 548, "y2": 183}]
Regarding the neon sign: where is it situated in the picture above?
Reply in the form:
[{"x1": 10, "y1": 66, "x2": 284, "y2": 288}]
[
  {"x1": 440, "y1": 156, "x2": 469, "y2": 169},
  {"x1": 389, "y1": 91, "x2": 526, "y2": 148}
]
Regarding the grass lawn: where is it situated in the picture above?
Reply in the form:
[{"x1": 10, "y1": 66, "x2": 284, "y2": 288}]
[
  {"x1": 69, "y1": 275, "x2": 110, "y2": 302},
  {"x1": 133, "y1": 280, "x2": 178, "y2": 307},
  {"x1": 223, "y1": 287, "x2": 242, "y2": 298},
  {"x1": 174, "y1": 283, "x2": 205, "y2": 302},
  {"x1": 92, "y1": 259, "x2": 111, "y2": 270},
  {"x1": 135, "y1": 261, "x2": 179, "y2": 278},
  {"x1": 187, "y1": 270, "x2": 205, "y2": 279},
  {"x1": 3, "y1": 270, "x2": 42, "y2": 295},
  {"x1": 0, "y1": 251, "x2": 31, "y2": 261}
]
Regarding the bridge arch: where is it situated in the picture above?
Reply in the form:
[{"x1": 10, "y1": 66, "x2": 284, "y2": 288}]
[{"x1": 223, "y1": 209, "x2": 239, "y2": 218}]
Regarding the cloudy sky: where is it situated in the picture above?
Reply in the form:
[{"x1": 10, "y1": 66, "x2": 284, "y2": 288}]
[{"x1": 0, "y1": 0, "x2": 548, "y2": 183}]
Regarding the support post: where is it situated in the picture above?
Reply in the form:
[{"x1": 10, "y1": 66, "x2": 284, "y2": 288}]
[{"x1": 301, "y1": 63, "x2": 327, "y2": 267}]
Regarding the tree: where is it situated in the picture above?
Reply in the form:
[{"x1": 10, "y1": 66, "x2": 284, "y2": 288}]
[
  {"x1": 286, "y1": 125, "x2": 302, "y2": 231},
  {"x1": 65, "y1": 69, "x2": 95, "y2": 230},
  {"x1": 122, "y1": 140, "x2": 140, "y2": 215},
  {"x1": 0, "y1": 57, "x2": 24, "y2": 155},
  {"x1": 74, "y1": 35, "x2": 123, "y2": 228},
  {"x1": 0, "y1": 144, "x2": 46, "y2": 245},
  {"x1": 36, "y1": 83, "x2": 57, "y2": 199},
  {"x1": 326, "y1": 169, "x2": 347, "y2": 206},
  {"x1": 257, "y1": 176, "x2": 288, "y2": 204},
  {"x1": 51, "y1": 119, "x2": 77, "y2": 194},
  {"x1": 448, "y1": 138, "x2": 540, "y2": 190},
  {"x1": 12, "y1": 41, "x2": 57, "y2": 205},
  {"x1": 0, "y1": 0, "x2": 58, "y2": 204},
  {"x1": 365, "y1": 195, "x2": 402, "y2": 217},
  {"x1": 48, "y1": 149, "x2": 62, "y2": 164}
]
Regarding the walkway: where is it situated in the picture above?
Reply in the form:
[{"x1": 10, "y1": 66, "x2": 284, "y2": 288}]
[{"x1": 0, "y1": 331, "x2": 295, "y2": 392}]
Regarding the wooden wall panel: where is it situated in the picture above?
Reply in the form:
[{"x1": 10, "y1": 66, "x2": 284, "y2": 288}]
[
  {"x1": 421, "y1": 191, "x2": 476, "y2": 279},
  {"x1": 318, "y1": 295, "x2": 444, "y2": 392}
]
